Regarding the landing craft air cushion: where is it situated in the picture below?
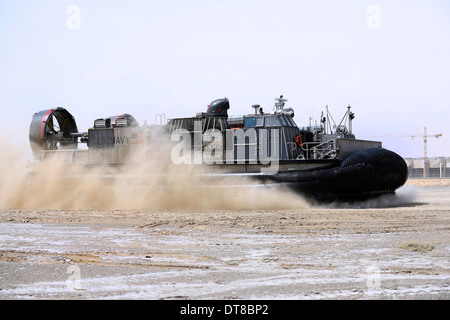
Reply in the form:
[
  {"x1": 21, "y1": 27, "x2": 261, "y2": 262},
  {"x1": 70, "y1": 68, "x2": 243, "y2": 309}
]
[{"x1": 28, "y1": 96, "x2": 408, "y2": 202}]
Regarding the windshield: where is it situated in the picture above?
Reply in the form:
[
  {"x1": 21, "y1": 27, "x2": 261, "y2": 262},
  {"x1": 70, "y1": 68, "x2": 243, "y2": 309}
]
[
  {"x1": 279, "y1": 116, "x2": 288, "y2": 127},
  {"x1": 265, "y1": 117, "x2": 281, "y2": 127},
  {"x1": 245, "y1": 117, "x2": 255, "y2": 128},
  {"x1": 255, "y1": 117, "x2": 264, "y2": 127}
]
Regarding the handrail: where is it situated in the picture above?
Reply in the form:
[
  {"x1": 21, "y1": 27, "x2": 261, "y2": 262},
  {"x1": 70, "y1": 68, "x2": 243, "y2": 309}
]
[{"x1": 301, "y1": 139, "x2": 338, "y2": 160}]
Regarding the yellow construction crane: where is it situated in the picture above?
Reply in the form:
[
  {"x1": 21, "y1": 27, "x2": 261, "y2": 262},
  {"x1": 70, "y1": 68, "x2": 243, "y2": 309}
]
[{"x1": 386, "y1": 127, "x2": 442, "y2": 178}]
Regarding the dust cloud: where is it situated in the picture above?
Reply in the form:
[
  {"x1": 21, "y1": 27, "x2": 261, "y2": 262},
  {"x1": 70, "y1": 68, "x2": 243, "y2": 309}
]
[
  {"x1": 315, "y1": 185, "x2": 419, "y2": 209},
  {"x1": 0, "y1": 138, "x2": 309, "y2": 211}
]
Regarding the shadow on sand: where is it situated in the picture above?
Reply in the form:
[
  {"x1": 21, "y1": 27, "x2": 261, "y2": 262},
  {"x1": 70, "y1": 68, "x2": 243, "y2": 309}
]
[{"x1": 310, "y1": 186, "x2": 427, "y2": 209}]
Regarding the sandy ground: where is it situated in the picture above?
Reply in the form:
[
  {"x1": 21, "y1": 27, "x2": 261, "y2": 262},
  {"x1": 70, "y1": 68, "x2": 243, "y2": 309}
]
[{"x1": 0, "y1": 179, "x2": 449, "y2": 300}]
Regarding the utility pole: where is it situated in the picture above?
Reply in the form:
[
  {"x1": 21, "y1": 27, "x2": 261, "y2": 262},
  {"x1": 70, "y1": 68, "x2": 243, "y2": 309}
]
[
  {"x1": 421, "y1": 127, "x2": 443, "y2": 178},
  {"x1": 424, "y1": 127, "x2": 429, "y2": 178}
]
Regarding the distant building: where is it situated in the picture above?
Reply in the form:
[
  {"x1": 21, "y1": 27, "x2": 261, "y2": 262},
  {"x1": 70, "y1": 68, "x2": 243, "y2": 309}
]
[{"x1": 404, "y1": 157, "x2": 450, "y2": 178}]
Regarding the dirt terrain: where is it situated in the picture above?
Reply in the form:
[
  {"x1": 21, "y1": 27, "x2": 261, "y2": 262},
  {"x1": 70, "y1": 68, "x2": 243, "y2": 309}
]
[{"x1": 0, "y1": 179, "x2": 449, "y2": 300}]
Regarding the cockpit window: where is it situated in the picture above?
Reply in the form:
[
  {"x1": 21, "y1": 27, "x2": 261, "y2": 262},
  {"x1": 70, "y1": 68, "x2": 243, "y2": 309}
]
[
  {"x1": 245, "y1": 117, "x2": 255, "y2": 128},
  {"x1": 255, "y1": 117, "x2": 264, "y2": 127},
  {"x1": 289, "y1": 117, "x2": 298, "y2": 127},
  {"x1": 279, "y1": 116, "x2": 288, "y2": 127},
  {"x1": 286, "y1": 117, "x2": 297, "y2": 127},
  {"x1": 265, "y1": 117, "x2": 281, "y2": 127}
]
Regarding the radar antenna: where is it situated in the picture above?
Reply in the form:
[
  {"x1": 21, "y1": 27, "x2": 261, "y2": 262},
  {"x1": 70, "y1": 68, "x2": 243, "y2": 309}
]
[
  {"x1": 273, "y1": 95, "x2": 294, "y2": 118},
  {"x1": 273, "y1": 95, "x2": 288, "y2": 113}
]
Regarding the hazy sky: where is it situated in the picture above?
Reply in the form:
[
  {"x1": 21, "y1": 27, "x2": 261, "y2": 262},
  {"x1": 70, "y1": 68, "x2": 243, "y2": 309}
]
[{"x1": 1, "y1": 0, "x2": 449, "y2": 158}]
